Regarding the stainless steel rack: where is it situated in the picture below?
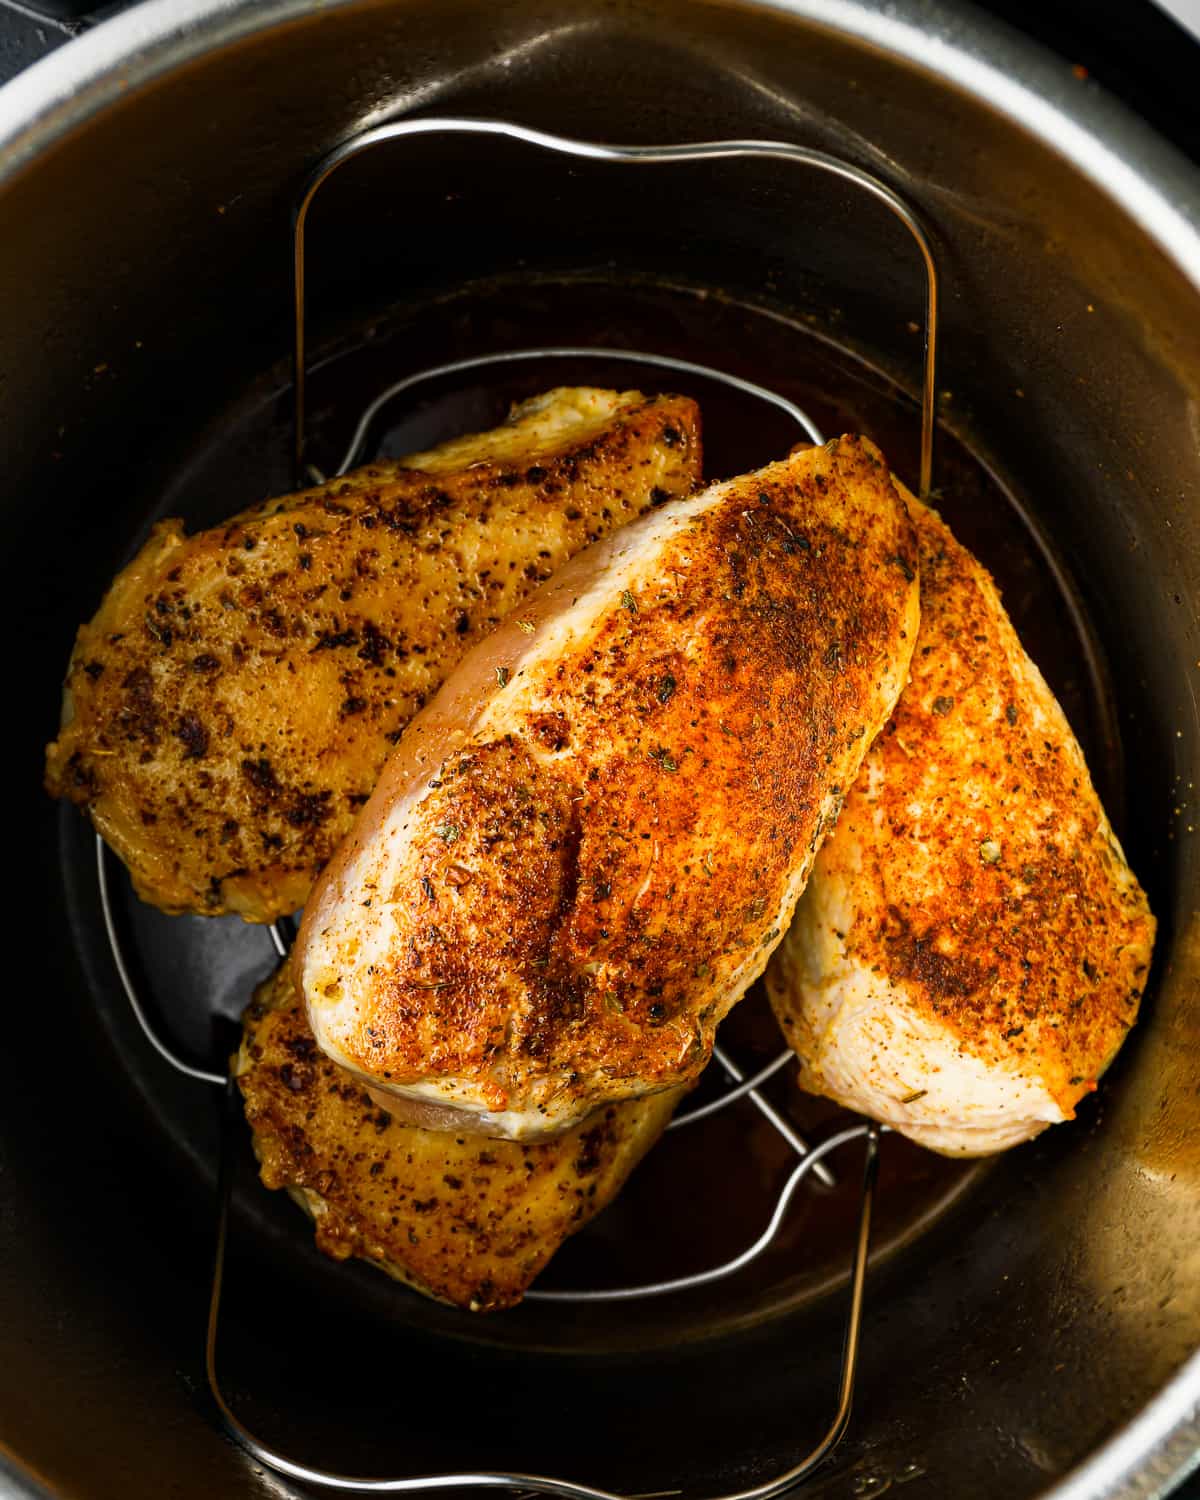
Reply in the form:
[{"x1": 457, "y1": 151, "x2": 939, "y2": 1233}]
[{"x1": 98, "y1": 114, "x2": 938, "y2": 1500}]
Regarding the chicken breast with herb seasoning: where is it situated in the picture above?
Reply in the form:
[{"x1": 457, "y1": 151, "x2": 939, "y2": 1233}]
[
  {"x1": 236, "y1": 963, "x2": 682, "y2": 1310},
  {"x1": 294, "y1": 437, "x2": 921, "y2": 1140},
  {"x1": 45, "y1": 387, "x2": 701, "y2": 922},
  {"x1": 766, "y1": 495, "x2": 1155, "y2": 1156}
]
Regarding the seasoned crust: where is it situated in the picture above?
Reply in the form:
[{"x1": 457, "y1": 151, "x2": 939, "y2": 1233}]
[
  {"x1": 235, "y1": 964, "x2": 682, "y2": 1311},
  {"x1": 767, "y1": 495, "x2": 1155, "y2": 1154},
  {"x1": 297, "y1": 436, "x2": 921, "y2": 1137},
  {"x1": 45, "y1": 388, "x2": 702, "y2": 922}
]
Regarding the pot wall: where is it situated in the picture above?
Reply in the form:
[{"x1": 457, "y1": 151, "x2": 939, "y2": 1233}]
[{"x1": 2, "y1": 3, "x2": 1200, "y2": 1496}]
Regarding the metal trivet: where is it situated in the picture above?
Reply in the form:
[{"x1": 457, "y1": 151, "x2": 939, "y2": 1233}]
[{"x1": 98, "y1": 115, "x2": 939, "y2": 1500}]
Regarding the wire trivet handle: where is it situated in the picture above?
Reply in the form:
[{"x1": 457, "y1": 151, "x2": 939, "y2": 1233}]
[
  {"x1": 206, "y1": 1069, "x2": 882, "y2": 1500},
  {"x1": 292, "y1": 119, "x2": 938, "y2": 498}
]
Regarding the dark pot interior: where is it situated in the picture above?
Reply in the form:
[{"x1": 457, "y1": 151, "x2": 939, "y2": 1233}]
[{"x1": 3, "y1": 2, "x2": 1200, "y2": 1497}]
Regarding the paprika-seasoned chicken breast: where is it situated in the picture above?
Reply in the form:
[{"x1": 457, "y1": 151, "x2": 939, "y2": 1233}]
[
  {"x1": 294, "y1": 437, "x2": 921, "y2": 1140},
  {"x1": 236, "y1": 964, "x2": 682, "y2": 1310},
  {"x1": 766, "y1": 496, "x2": 1155, "y2": 1156},
  {"x1": 45, "y1": 388, "x2": 702, "y2": 922}
]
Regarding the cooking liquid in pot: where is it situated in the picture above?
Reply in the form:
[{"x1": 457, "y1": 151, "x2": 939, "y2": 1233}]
[{"x1": 70, "y1": 277, "x2": 1120, "y2": 1348}]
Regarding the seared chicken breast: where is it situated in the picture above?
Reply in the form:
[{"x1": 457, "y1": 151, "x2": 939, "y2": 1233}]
[
  {"x1": 294, "y1": 437, "x2": 921, "y2": 1139},
  {"x1": 766, "y1": 496, "x2": 1155, "y2": 1155},
  {"x1": 236, "y1": 964, "x2": 681, "y2": 1310},
  {"x1": 45, "y1": 388, "x2": 702, "y2": 922}
]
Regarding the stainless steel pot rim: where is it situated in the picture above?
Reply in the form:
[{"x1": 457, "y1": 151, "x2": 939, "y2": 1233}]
[
  {"x1": 0, "y1": 0, "x2": 1198, "y2": 297},
  {"x1": 1048, "y1": 1347, "x2": 1200, "y2": 1500},
  {"x1": 3, "y1": 0, "x2": 1199, "y2": 1495}
]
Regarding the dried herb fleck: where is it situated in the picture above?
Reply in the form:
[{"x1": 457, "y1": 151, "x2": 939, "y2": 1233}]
[
  {"x1": 620, "y1": 589, "x2": 638, "y2": 613},
  {"x1": 657, "y1": 673, "x2": 677, "y2": 704}
]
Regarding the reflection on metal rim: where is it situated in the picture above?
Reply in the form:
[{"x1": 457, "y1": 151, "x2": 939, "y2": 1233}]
[{"x1": 2, "y1": 0, "x2": 1200, "y2": 307}]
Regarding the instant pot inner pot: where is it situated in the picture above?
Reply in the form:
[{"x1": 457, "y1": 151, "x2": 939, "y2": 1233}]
[
  {"x1": 7, "y1": 7, "x2": 1200, "y2": 1498},
  {"x1": 64, "y1": 274, "x2": 1124, "y2": 1352}
]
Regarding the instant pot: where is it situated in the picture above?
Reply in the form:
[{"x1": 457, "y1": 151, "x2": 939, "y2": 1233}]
[{"x1": 2, "y1": 2, "x2": 1199, "y2": 1497}]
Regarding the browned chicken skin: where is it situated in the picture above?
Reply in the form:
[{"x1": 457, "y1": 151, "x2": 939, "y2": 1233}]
[
  {"x1": 295, "y1": 437, "x2": 921, "y2": 1138},
  {"x1": 766, "y1": 495, "x2": 1155, "y2": 1154},
  {"x1": 45, "y1": 388, "x2": 702, "y2": 922},
  {"x1": 236, "y1": 964, "x2": 682, "y2": 1310}
]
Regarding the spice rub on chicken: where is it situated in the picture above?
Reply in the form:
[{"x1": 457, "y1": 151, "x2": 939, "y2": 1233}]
[
  {"x1": 294, "y1": 437, "x2": 921, "y2": 1140},
  {"x1": 44, "y1": 388, "x2": 701, "y2": 922},
  {"x1": 766, "y1": 496, "x2": 1155, "y2": 1156},
  {"x1": 236, "y1": 964, "x2": 681, "y2": 1310}
]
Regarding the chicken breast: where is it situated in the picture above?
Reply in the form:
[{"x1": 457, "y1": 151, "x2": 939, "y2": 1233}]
[
  {"x1": 236, "y1": 964, "x2": 682, "y2": 1310},
  {"x1": 294, "y1": 436, "x2": 921, "y2": 1140},
  {"x1": 766, "y1": 496, "x2": 1155, "y2": 1156},
  {"x1": 45, "y1": 388, "x2": 701, "y2": 922}
]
